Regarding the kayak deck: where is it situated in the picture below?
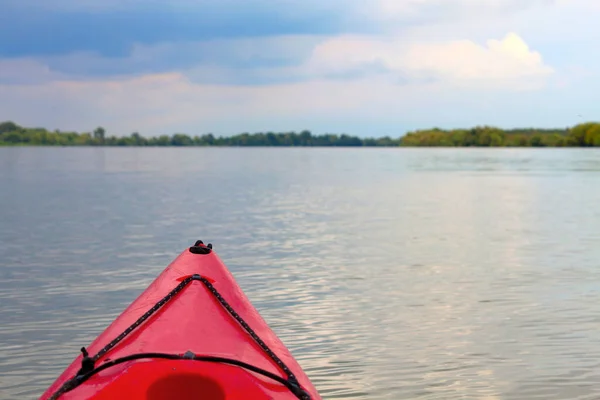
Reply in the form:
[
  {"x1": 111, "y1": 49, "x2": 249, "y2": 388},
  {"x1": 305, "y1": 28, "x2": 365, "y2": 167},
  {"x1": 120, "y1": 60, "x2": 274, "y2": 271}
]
[
  {"x1": 75, "y1": 360, "x2": 299, "y2": 400},
  {"x1": 40, "y1": 241, "x2": 320, "y2": 399}
]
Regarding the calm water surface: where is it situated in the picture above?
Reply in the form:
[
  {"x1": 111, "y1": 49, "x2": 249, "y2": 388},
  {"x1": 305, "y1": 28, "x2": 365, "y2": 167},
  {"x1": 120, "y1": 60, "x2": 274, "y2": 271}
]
[{"x1": 1, "y1": 147, "x2": 600, "y2": 399}]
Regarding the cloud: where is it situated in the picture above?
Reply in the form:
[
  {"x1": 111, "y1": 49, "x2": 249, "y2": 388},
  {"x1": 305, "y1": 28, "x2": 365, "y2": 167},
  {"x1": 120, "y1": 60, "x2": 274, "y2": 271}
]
[
  {"x1": 0, "y1": 0, "x2": 369, "y2": 58},
  {"x1": 1, "y1": 0, "x2": 553, "y2": 59},
  {"x1": 0, "y1": 35, "x2": 323, "y2": 86},
  {"x1": 304, "y1": 32, "x2": 554, "y2": 90},
  {"x1": 1, "y1": 30, "x2": 553, "y2": 90},
  {"x1": 0, "y1": 0, "x2": 596, "y2": 137},
  {"x1": 45, "y1": 36, "x2": 321, "y2": 82},
  {"x1": 0, "y1": 0, "x2": 562, "y2": 86},
  {"x1": 369, "y1": 0, "x2": 554, "y2": 26},
  {"x1": 0, "y1": 44, "x2": 559, "y2": 140},
  {"x1": 404, "y1": 33, "x2": 554, "y2": 88},
  {"x1": 0, "y1": 59, "x2": 66, "y2": 85},
  {"x1": 555, "y1": 0, "x2": 600, "y2": 10}
]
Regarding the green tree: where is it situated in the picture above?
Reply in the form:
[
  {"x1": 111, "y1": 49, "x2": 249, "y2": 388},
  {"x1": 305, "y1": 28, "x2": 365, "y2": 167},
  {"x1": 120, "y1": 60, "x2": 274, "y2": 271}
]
[
  {"x1": 584, "y1": 124, "x2": 600, "y2": 146},
  {"x1": 2, "y1": 131, "x2": 24, "y2": 143},
  {"x1": 170, "y1": 133, "x2": 193, "y2": 146},
  {"x1": 4, "y1": 120, "x2": 600, "y2": 148},
  {"x1": 530, "y1": 134, "x2": 545, "y2": 147},
  {"x1": 0, "y1": 121, "x2": 20, "y2": 134},
  {"x1": 93, "y1": 127, "x2": 106, "y2": 145},
  {"x1": 130, "y1": 132, "x2": 147, "y2": 146},
  {"x1": 75, "y1": 133, "x2": 94, "y2": 145}
]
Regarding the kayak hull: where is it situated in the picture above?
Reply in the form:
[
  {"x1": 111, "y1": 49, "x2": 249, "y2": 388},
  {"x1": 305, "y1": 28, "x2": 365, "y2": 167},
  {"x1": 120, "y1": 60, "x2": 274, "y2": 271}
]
[{"x1": 40, "y1": 243, "x2": 320, "y2": 399}]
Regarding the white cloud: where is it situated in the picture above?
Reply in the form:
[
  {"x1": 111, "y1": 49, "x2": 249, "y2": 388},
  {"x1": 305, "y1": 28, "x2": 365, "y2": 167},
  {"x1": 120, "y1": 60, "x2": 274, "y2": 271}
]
[
  {"x1": 0, "y1": 29, "x2": 557, "y2": 137},
  {"x1": 374, "y1": 0, "x2": 429, "y2": 17},
  {"x1": 370, "y1": 0, "x2": 553, "y2": 22},
  {"x1": 555, "y1": 0, "x2": 600, "y2": 10},
  {"x1": 304, "y1": 32, "x2": 553, "y2": 90},
  {"x1": 0, "y1": 58, "x2": 66, "y2": 85},
  {"x1": 404, "y1": 33, "x2": 554, "y2": 88},
  {"x1": 1, "y1": 31, "x2": 554, "y2": 91}
]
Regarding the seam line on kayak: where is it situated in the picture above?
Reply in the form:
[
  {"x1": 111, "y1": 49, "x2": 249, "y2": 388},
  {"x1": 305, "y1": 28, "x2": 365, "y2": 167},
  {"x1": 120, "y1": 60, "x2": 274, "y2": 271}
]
[{"x1": 51, "y1": 353, "x2": 308, "y2": 400}]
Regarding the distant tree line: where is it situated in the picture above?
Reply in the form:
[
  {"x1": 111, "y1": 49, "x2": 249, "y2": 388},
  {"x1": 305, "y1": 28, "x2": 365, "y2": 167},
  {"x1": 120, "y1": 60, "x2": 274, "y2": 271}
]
[
  {"x1": 0, "y1": 121, "x2": 400, "y2": 147},
  {"x1": 401, "y1": 124, "x2": 600, "y2": 147},
  {"x1": 1, "y1": 120, "x2": 600, "y2": 147}
]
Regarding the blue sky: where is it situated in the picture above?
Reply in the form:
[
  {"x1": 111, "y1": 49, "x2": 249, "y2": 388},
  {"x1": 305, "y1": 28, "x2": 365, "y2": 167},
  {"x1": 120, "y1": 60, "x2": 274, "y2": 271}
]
[{"x1": 1, "y1": 0, "x2": 598, "y2": 136}]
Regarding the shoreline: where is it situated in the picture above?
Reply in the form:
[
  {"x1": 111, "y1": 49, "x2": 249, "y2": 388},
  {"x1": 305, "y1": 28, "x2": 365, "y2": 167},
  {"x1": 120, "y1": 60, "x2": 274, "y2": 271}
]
[{"x1": 1, "y1": 121, "x2": 599, "y2": 147}]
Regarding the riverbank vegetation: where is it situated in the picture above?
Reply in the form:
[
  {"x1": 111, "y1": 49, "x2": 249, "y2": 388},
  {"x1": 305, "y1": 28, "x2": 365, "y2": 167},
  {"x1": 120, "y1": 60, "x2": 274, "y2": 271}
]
[
  {"x1": 1, "y1": 121, "x2": 600, "y2": 147},
  {"x1": 401, "y1": 124, "x2": 600, "y2": 147}
]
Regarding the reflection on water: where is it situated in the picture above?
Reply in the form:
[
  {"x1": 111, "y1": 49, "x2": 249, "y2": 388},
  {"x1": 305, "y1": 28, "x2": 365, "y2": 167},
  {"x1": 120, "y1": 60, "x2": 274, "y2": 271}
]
[{"x1": 1, "y1": 148, "x2": 600, "y2": 399}]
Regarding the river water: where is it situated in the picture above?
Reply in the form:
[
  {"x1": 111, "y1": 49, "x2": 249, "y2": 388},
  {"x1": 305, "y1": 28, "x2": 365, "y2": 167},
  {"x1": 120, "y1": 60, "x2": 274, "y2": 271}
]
[{"x1": 1, "y1": 147, "x2": 600, "y2": 399}]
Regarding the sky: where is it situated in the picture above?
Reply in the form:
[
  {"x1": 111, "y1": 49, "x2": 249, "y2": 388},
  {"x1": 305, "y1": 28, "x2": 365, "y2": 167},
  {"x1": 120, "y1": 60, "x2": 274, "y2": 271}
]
[{"x1": 1, "y1": 0, "x2": 599, "y2": 137}]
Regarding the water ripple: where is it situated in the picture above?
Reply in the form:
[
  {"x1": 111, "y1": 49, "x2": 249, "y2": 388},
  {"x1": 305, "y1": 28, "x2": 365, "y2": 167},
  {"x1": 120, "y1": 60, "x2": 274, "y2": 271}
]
[{"x1": 2, "y1": 148, "x2": 600, "y2": 399}]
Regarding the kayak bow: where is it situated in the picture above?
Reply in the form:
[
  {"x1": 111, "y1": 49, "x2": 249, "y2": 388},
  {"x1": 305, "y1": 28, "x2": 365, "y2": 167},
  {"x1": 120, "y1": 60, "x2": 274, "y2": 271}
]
[{"x1": 40, "y1": 241, "x2": 321, "y2": 400}]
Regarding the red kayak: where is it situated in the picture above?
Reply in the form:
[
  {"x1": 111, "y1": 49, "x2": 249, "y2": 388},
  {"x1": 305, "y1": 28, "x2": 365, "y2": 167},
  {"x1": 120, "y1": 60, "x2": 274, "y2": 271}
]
[{"x1": 40, "y1": 241, "x2": 320, "y2": 400}]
